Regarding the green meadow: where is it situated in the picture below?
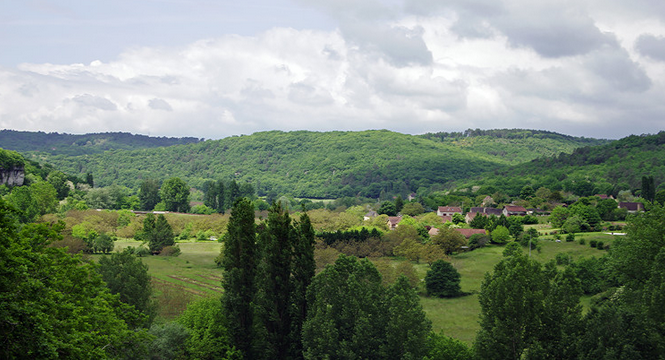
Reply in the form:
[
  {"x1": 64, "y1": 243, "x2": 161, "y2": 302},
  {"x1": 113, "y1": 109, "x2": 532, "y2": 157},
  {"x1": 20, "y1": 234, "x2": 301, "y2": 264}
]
[{"x1": 100, "y1": 231, "x2": 617, "y2": 344}]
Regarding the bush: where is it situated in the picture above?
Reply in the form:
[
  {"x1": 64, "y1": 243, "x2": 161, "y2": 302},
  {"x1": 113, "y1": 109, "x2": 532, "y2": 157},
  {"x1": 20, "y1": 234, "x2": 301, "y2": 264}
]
[
  {"x1": 468, "y1": 234, "x2": 490, "y2": 250},
  {"x1": 589, "y1": 240, "x2": 598, "y2": 248},
  {"x1": 566, "y1": 233, "x2": 575, "y2": 242},
  {"x1": 579, "y1": 237, "x2": 586, "y2": 245},
  {"x1": 555, "y1": 252, "x2": 571, "y2": 265},
  {"x1": 596, "y1": 241, "x2": 604, "y2": 250},
  {"x1": 160, "y1": 245, "x2": 181, "y2": 257},
  {"x1": 425, "y1": 260, "x2": 461, "y2": 298}
]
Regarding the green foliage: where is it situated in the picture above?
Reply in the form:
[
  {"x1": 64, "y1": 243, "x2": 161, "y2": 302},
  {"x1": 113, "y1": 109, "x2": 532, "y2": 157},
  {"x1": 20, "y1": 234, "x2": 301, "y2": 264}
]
[
  {"x1": 139, "y1": 178, "x2": 161, "y2": 211},
  {"x1": 302, "y1": 254, "x2": 431, "y2": 360},
  {"x1": 98, "y1": 248, "x2": 156, "y2": 327},
  {"x1": 254, "y1": 203, "x2": 296, "y2": 359},
  {"x1": 425, "y1": 332, "x2": 473, "y2": 360},
  {"x1": 144, "y1": 214, "x2": 175, "y2": 253},
  {"x1": 385, "y1": 276, "x2": 432, "y2": 359},
  {"x1": 0, "y1": 130, "x2": 200, "y2": 156},
  {"x1": 490, "y1": 225, "x2": 511, "y2": 244},
  {"x1": 161, "y1": 177, "x2": 190, "y2": 213},
  {"x1": 221, "y1": 198, "x2": 257, "y2": 358},
  {"x1": 474, "y1": 250, "x2": 582, "y2": 359},
  {"x1": 378, "y1": 200, "x2": 397, "y2": 216},
  {"x1": 178, "y1": 298, "x2": 241, "y2": 360},
  {"x1": 401, "y1": 201, "x2": 425, "y2": 216},
  {"x1": 431, "y1": 227, "x2": 467, "y2": 255},
  {"x1": 93, "y1": 233, "x2": 115, "y2": 253},
  {"x1": 22, "y1": 129, "x2": 601, "y2": 200},
  {"x1": 0, "y1": 147, "x2": 25, "y2": 168},
  {"x1": 426, "y1": 260, "x2": 462, "y2": 298},
  {"x1": 148, "y1": 322, "x2": 189, "y2": 360},
  {"x1": 0, "y1": 199, "x2": 150, "y2": 358}
]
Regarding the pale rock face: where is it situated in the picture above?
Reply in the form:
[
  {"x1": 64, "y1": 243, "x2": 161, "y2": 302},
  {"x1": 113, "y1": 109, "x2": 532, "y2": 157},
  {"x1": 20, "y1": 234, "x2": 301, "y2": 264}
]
[{"x1": 0, "y1": 167, "x2": 25, "y2": 187}]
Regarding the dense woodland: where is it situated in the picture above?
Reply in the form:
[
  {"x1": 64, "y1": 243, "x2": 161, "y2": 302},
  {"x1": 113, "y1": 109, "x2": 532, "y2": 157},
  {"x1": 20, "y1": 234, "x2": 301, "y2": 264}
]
[
  {"x1": 8, "y1": 129, "x2": 607, "y2": 199},
  {"x1": 1, "y1": 129, "x2": 665, "y2": 359}
]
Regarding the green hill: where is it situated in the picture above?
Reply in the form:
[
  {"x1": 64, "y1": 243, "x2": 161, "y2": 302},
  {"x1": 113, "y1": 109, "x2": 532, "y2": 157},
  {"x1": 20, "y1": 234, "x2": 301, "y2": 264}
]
[
  {"x1": 14, "y1": 129, "x2": 604, "y2": 198},
  {"x1": 0, "y1": 130, "x2": 201, "y2": 156},
  {"x1": 456, "y1": 131, "x2": 665, "y2": 197}
]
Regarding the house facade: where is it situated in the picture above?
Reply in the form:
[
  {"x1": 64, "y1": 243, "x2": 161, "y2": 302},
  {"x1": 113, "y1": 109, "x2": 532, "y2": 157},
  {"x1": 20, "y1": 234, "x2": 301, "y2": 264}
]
[
  {"x1": 437, "y1": 206, "x2": 462, "y2": 217},
  {"x1": 502, "y1": 205, "x2": 527, "y2": 217}
]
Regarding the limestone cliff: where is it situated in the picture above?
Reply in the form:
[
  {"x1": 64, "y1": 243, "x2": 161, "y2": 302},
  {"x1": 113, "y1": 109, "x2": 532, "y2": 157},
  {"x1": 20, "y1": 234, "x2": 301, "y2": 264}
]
[{"x1": 0, "y1": 166, "x2": 25, "y2": 186}]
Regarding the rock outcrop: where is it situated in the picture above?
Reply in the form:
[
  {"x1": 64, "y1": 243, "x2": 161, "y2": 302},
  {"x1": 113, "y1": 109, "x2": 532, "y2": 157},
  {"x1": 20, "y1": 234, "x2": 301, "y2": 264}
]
[{"x1": 0, "y1": 166, "x2": 25, "y2": 187}]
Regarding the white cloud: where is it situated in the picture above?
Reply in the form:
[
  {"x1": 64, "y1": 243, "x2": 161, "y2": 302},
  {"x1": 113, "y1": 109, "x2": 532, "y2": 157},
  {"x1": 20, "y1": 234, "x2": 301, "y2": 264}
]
[{"x1": 2, "y1": 0, "x2": 665, "y2": 139}]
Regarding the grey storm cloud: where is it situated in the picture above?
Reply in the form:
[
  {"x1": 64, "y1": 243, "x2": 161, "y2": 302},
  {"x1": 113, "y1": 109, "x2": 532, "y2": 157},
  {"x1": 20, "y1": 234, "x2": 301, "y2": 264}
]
[
  {"x1": 149, "y1": 98, "x2": 173, "y2": 111},
  {"x1": 635, "y1": 34, "x2": 665, "y2": 62},
  {"x1": 72, "y1": 94, "x2": 117, "y2": 111}
]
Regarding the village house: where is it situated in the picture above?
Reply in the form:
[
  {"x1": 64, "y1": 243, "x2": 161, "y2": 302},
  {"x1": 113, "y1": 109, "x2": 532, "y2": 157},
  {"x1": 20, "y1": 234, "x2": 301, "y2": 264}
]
[
  {"x1": 618, "y1": 202, "x2": 644, "y2": 213},
  {"x1": 387, "y1": 216, "x2": 402, "y2": 230},
  {"x1": 454, "y1": 228, "x2": 488, "y2": 238},
  {"x1": 466, "y1": 207, "x2": 503, "y2": 224},
  {"x1": 437, "y1": 206, "x2": 462, "y2": 217},
  {"x1": 502, "y1": 205, "x2": 527, "y2": 217},
  {"x1": 363, "y1": 211, "x2": 378, "y2": 221}
]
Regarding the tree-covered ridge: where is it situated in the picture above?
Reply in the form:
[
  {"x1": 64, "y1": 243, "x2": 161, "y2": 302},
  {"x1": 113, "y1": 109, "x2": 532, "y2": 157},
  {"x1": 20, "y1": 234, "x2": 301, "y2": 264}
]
[
  {"x1": 419, "y1": 128, "x2": 610, "y2": 165},
  {"x1": 0, "y1": 130, "x2": 201, "y2": 156},
  {"x1": 460, "y1": 131, "x2": 665, "y2": 197},
  {"x1": 22, "y1": 129, "x2": 601, "y2": 198}
]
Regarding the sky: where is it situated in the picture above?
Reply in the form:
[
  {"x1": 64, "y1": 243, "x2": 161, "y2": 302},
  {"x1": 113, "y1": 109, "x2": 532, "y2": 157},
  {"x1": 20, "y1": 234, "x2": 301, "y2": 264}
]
[{"x1": 1, "y1": 0, "x2": 665, "y2": 140}]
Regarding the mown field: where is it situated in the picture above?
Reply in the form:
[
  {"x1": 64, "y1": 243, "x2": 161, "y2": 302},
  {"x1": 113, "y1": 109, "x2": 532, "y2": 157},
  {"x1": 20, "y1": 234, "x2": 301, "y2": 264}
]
[{"x1": 99, "y1": 231, "x2": 616, "y2": 344}]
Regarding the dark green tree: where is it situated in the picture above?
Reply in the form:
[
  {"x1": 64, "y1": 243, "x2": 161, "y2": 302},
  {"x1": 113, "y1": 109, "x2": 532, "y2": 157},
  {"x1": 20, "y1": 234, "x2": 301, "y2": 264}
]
[
  {"x1": 474, "y1": 251, "x2": 546, "y2": 360},
  {"x1": 384, "y1": 276, "x2": 432, "y2": 359},
  {"x1": 302, "y1": 255, "x2": 388, "y2": 359},
  {"x1": 148, "y1": 214, "x2": 175, "y2": 253},
  {"x1": 254, "y1": 203, "x2": 294, "y2": 360},
  {"x1": 161, "y1": 177, "x2": 190, "y2": 213},
  {"x1": 395, "y1": 195, "x2": 404, "y2": 213},
  {"x1": 139, "y1": 178, "x2": 161, "y2": 211},
  {"x1": 47, "y1": 171, "x2": 70, "y2": 200},
  {"x1": 378, "y1": 201, "x2": 397, "y2": 216},
  {"x1": 0, "y1": 199, "x2": 150, "y2": 358},
  {"x1": 85, "y1": 172, "x2": 94, "y2": 187},
  {"x1": 289, "y1": 212, "x2": 316, "y2": 359},
  {"x1": 642, "y1": 175, "x2": 656, "y2": 203},
  {"x1": 221, "y1": 198, "x2": 257, "y2": 359},
  {"x1": 656, "y1": 189, "x2": 665, "y2": 206},
  {"x1": 98, "y1": 248, "x2": 156, "y2": 327},
  {"x1": 520, "y1": 185, "x2": 535, "y2": 199},
  {"x1": 178, "y1": 297, "x2": 241, "y2": 359},
  {"x1": 425, "y1": 260, "x2": 461, "y2": 298},
  {"x1": 226, "y1": 180, "x2": 240, "y2": 209}
]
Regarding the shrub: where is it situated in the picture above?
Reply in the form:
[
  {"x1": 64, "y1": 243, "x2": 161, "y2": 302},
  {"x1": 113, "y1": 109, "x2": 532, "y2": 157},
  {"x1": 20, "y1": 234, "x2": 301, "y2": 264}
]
[
  {"x1": 596, "y1": 241, "x2": 604, "y2": 250},
  {"x1": 160, "y1": 245, "x2": 181, "y2": 257},
  {"x1": 555, "y1": 252, "x2": 571, "y2": 265},
  {"x1": 579, "y1": 237, "x2": 586, "y2": 245},
  {"x1": 468, "y1": 234, "x2": 490, "y2": 250},
  {"x1": 425, "y1": 260, "x2": 461, "y2": 298},
  {"x1": 589, "y1": 240, "x2": 598, "y2": 248},
  {"x1": 566, "y1": 233, "x2": 575, "y2": 242}
]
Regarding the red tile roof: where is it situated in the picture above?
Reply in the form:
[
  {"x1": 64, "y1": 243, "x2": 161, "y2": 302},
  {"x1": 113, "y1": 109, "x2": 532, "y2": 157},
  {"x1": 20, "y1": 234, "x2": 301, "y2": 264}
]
[{"x1": 454, "y1": 228, "x2": 487, "y2": 238}]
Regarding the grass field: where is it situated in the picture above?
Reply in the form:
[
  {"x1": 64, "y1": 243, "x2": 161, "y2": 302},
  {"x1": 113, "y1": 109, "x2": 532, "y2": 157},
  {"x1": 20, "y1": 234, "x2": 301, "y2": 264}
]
[{"x1": 100, "y1": 232, "x2": 617, "y2": 344}]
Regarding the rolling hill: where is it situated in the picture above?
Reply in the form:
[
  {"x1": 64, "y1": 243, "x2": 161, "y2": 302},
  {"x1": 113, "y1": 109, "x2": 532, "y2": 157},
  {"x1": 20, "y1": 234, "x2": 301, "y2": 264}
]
[{"x1": 4, "y1": 129, "x2": 608, "y2": 198}]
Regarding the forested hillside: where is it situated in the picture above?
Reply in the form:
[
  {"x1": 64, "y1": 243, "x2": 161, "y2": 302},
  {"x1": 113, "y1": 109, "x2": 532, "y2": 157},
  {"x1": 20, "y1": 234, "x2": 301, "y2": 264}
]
[
  {"x1": 457, "y1": 131, "x2": 665, "y2": 197},
  {"x1": 0, "y1": 130, "x2": 201, "y2": 156},
  {"x1": 14, "y1": 129, "x2": 602, "y2": 198},
  {"x1": 419, "y1": 129, "x2": 608, "y2": 165}
]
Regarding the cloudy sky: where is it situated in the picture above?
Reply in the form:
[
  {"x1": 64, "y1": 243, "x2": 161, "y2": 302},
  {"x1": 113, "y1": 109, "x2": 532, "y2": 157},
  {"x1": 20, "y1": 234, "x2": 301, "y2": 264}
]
[{"x1": 2, "y1": 0, "x2": 665, "y2": 139}]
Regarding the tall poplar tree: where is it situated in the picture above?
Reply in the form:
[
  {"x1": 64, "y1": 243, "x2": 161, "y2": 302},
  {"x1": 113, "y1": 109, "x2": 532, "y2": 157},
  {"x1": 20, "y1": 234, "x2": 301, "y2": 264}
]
[
  {"x1": 221, "y1": 198, "x2": 257, "y2": 358},
  {"x1": 255, "y1": 203, "x2": 294, "y2": 360},
  {"x1": 289, "y1": 213, "x2": 316, "y2": 359}
]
